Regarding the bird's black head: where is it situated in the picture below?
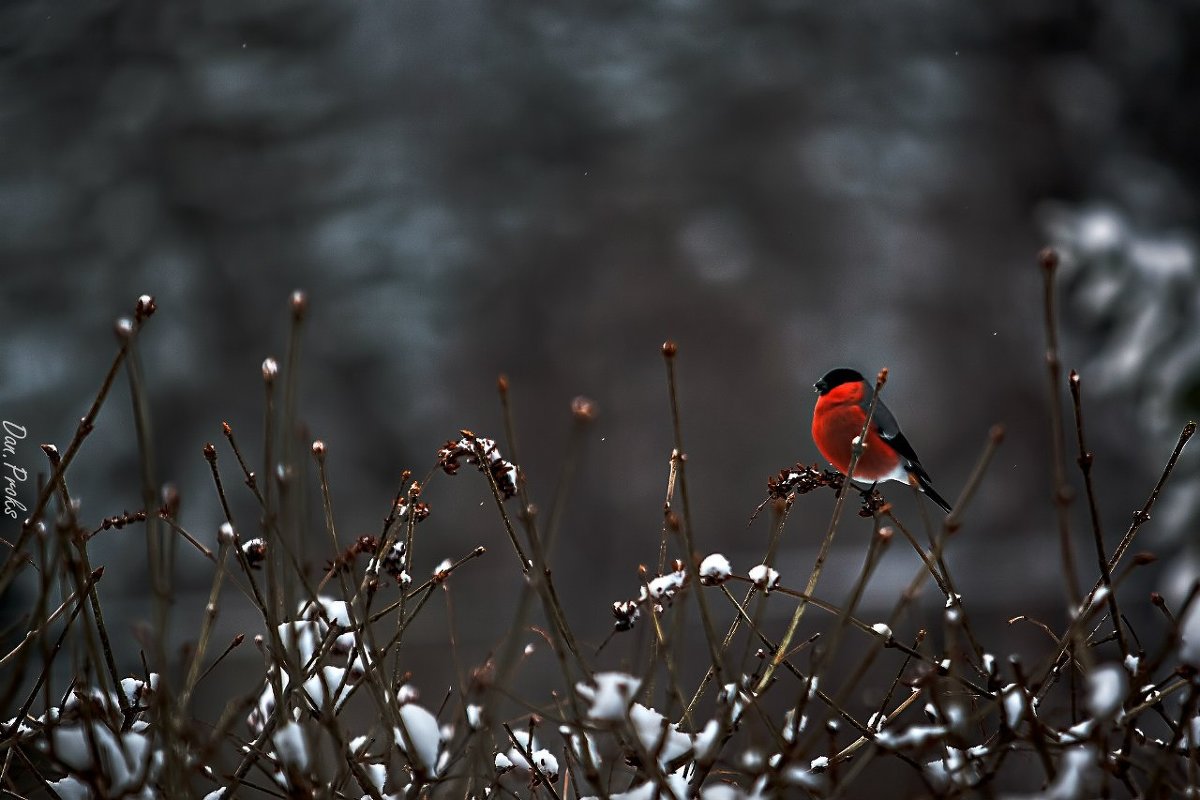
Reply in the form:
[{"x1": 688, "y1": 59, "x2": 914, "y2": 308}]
[{"x1": 814, "y1": 367, "x2": 865, "y2": 395}]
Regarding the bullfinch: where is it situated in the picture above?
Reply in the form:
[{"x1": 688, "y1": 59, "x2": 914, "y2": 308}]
[{"x1": 812, "y1": 367, "x2": 952, "y2": 513}]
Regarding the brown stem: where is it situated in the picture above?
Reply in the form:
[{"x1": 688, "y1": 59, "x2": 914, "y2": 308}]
[
  {"x1": 1040, "y1": 247, "x2": 1081, "y2": 607},
  {"x1": 1069, "y1": 370, "x2": 1129, "y2": 661}
]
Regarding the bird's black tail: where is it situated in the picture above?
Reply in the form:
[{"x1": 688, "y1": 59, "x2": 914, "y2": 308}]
[{"x1": 908, "y1": 465, "x2": 953, "y2": 513}]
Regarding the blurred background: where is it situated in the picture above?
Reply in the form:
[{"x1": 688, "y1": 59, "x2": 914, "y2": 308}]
[{"x1": 2, "y1": 0, "x2": 1199, "y2": 793}]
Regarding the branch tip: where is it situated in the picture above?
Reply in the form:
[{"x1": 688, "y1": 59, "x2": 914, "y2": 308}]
[
  {"x1": 571, "y1": 396, "x2": 598, "y2": 422},
  {"x1": 114, "y1": 317, "x2": 135, "y2": 340},
  {"x1": 135, "y1": 294, "x2": 157, "y2": 321},
  {"x1": 290, "y1": 289, "x2": 308, "y2": 320},
  {"x1": 1038, "y1": 247, "x2": 1060, "y2": 272}
]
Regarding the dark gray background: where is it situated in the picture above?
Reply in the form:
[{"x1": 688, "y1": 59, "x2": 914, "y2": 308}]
[{"x1": 2, "y1": 1, "x2": 1199, "y2": 793}]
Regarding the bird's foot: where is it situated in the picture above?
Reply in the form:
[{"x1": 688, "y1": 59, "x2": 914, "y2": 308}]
[{"x1": 857, "y1": 483, "x2": 890, "y2": 517}]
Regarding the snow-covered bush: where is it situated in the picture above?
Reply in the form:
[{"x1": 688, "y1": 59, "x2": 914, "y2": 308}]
[{"x1": 2, "y1": 285, "x2": 1197, "y2": 798}]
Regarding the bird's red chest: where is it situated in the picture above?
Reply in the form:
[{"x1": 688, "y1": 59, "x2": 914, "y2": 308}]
[{"x1": 812, "y1": 392, "x2": 901, "y2": 480}]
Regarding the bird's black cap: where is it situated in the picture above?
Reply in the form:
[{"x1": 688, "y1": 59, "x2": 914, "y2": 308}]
[{"x1": 814, "y1": 367, "x2": 864, "y2": 395}]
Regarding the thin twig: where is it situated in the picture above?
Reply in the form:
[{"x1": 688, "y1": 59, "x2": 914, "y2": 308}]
[
  {"x1": 1069, "y1": 370, "x2": 1129, "y2": 661},
  {"x1": 1039, "y1": 247, "x2": 1081, "y2": 606},
  {"x1": 661, "y1": 341, "x2": 727, "y2": 689}
]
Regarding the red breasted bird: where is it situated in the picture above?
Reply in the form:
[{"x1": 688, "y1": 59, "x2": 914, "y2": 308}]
[{"x1": 812, "y1": 367, "x2": 952, "y2": 513}]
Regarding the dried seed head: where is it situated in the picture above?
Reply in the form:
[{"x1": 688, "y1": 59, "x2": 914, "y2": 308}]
[
  {"x1": 261, "y1": 357, "x2": 279, "y2": 383},
  {"x1": 438, "y1": 432, "x2": 520, "y2": 499},
  {"x1": 749, "y1": 564, "x2": 780, "y2": 592},
  {"x1": 497, "y1": 374, "x2": 509, "y2": 394},
  {"x1": 242, "y1": 538, "x2": 267, "y2": 569},
  {"x1": 877, "y1": 526, "x2": 894, "y2": 543},
  {"x1": 611, "y1": 600, "x2": 640, "y2": 631},
  {"x1": 661, "y1": 340, "x2": 678, "y2": 358},
  {"x1": 203, "y1": 443, "x2": 217, "y2": 462},
  {"x1": 312, "y1": 440, "x2": 327, "y2": 460}
]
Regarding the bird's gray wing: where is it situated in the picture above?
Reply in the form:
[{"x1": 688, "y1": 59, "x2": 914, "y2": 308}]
[
  {"x1": 867, "y1": 393, "x2": 953, "y2": 512},
  {"x1": 866, "y1": 395, "x2": 925, "y2": 471}
]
